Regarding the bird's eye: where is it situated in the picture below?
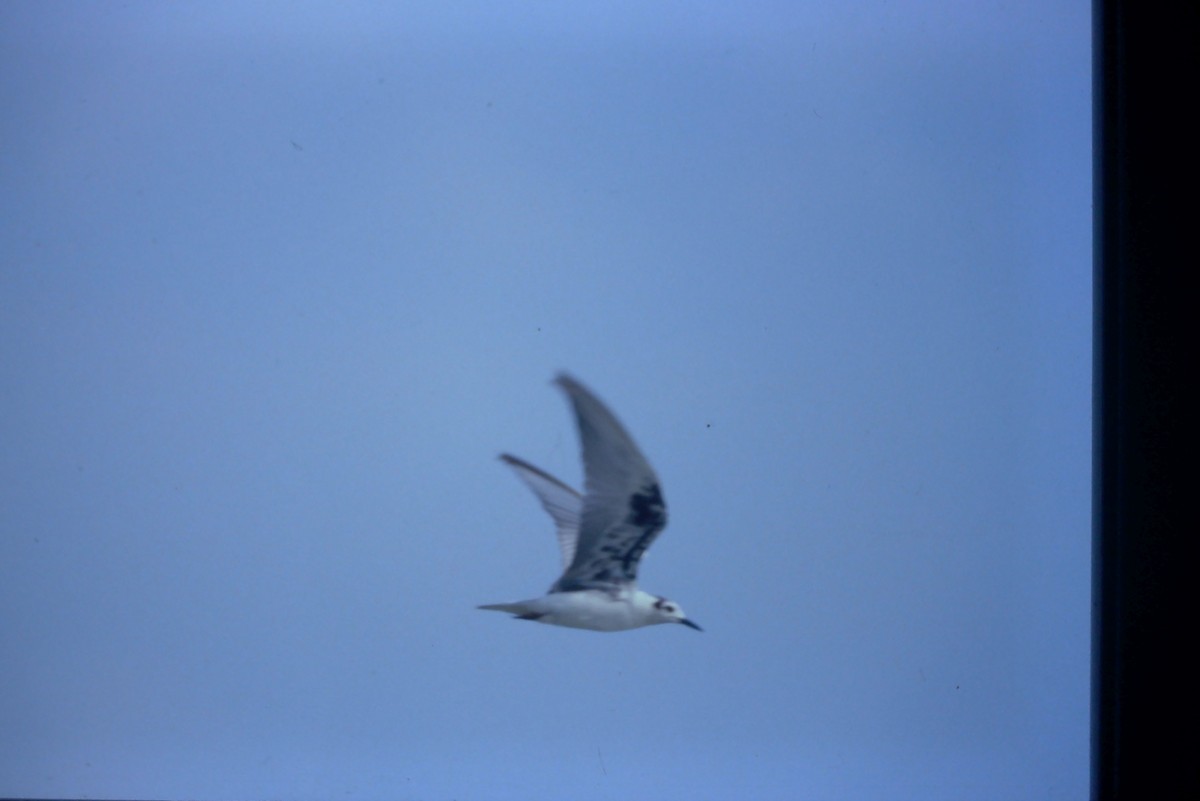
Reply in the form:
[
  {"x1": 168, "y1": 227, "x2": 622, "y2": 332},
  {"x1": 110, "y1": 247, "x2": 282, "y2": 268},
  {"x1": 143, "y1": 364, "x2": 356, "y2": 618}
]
[{"x1": 665, "y1": 605, "x2": 675, "y2": 613}]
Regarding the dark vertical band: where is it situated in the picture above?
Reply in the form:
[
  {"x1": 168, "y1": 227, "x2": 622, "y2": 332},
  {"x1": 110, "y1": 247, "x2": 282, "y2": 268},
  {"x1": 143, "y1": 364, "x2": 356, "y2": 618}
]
[{"x1": 1093, "y1": 1, "x2": 1197, "y2": 797}]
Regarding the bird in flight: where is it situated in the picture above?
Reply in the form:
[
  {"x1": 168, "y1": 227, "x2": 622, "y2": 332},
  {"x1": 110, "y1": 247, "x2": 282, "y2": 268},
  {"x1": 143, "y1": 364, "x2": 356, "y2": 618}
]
[{"x1": 479, "y1": 373, "x2": 701, "y2": 633}]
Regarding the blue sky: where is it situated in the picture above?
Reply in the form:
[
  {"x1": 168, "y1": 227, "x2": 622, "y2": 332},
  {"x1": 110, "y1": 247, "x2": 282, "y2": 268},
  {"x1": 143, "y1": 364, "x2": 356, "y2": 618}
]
[{"x1": 1, "y1": 2, "x2": 1091, "y2": 799}]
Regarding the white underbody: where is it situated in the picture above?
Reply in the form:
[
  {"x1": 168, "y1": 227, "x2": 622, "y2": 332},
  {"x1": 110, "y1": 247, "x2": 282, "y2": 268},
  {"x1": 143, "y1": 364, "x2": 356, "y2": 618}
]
[{"x1": 480, "y1": 587, "x2": 664, "y2": 632}]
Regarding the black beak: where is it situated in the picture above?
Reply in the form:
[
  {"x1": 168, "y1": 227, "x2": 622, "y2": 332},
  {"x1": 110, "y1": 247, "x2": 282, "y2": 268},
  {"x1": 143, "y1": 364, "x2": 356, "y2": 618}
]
[{"x1": 680, "y1": 618, "x2": 703, "y2": 631}]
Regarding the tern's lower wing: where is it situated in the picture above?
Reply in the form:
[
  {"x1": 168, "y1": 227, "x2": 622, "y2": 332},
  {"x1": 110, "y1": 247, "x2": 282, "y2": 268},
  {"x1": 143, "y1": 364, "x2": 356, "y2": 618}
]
[{"x1": 499, "y1": 453, "x2": 582, "y2": 569}]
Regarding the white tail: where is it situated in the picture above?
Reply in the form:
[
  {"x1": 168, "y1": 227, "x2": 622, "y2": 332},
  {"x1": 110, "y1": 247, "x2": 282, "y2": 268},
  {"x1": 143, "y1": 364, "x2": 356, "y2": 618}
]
[{"x1": 477, "y1": 602, "x2": 525, "y2": 614}]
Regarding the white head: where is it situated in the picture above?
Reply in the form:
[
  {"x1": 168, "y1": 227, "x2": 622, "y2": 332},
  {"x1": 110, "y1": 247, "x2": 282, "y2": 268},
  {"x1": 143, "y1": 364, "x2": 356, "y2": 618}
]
[{"x1": 651, "y1": 595, "x2": 702, "y2": 631}]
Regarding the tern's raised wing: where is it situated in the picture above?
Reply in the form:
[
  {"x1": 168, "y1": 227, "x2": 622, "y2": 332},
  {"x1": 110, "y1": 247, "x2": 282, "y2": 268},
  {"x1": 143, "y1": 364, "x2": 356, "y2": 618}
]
[
  {"x1": 550, "y1": 374, "x2": 668, "y2": 592},
  {"x1": 499, "y1": 453, "x2": 582, "y2": 569}
]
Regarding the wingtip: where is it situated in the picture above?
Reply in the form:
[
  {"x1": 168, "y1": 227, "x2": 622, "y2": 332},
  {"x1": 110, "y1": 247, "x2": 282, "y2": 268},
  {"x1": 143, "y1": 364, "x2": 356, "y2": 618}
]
[{"x1": 552, "y1": 371, "x2": 588, "y2": 397}]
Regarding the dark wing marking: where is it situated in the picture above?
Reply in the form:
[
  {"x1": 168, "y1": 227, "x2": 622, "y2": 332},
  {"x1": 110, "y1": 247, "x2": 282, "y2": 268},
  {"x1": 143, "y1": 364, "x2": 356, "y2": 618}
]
[{"x1": 552, "y1": 482, "x2": 666, "y2": 591}]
